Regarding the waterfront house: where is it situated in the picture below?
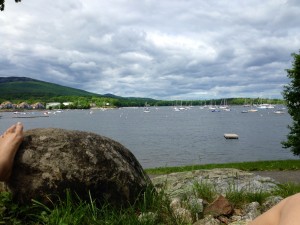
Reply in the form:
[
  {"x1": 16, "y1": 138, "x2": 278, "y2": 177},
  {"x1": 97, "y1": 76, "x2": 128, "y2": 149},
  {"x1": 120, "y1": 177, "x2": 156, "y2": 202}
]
[
  {"x1": 18, "y1": 102, "x2": 32, "y2": 109},
  {"x1": 31, "y1": 102, "x2": 45, "y2": 109},
  {"x1": 0, "y1": 101, "x2": 14, "y2": 109}
]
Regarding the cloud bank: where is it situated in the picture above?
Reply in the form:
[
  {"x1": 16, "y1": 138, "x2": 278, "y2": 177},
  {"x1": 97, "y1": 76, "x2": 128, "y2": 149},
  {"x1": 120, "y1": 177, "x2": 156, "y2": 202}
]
[{"x1": 1, "y1": 0, "x2": 299, "y2": 99}]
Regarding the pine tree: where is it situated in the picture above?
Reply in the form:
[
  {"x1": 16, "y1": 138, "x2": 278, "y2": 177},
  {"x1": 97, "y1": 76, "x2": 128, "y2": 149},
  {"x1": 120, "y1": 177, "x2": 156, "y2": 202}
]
[{"x1": 282, "y1": 51, "x2": 300, "y2": 155}]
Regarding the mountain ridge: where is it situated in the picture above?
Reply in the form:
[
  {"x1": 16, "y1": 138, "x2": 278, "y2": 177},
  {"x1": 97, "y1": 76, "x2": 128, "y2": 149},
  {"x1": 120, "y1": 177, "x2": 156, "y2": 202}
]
[
  {"x1": 0, "y1": 76, "x2": 37, "y2": 83},
  {"x1": 0, "y1": 76, "x2": 101, "y2": 100}
]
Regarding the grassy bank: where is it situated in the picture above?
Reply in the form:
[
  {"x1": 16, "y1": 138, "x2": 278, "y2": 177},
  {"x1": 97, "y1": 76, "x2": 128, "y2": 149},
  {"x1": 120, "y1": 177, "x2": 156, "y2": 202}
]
[
  {"x1": 145, "y1": 159, "x2": 300, "y2": 175},
  {"x1": 1, "y1": 159, "x2": 300, "y2": 224}
]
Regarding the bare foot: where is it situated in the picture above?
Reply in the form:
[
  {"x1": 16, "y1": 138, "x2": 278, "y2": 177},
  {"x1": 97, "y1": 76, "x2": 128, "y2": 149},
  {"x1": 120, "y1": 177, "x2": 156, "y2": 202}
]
[{"x1": 0, "y1": 122, "x2": 24, "y2": 181}]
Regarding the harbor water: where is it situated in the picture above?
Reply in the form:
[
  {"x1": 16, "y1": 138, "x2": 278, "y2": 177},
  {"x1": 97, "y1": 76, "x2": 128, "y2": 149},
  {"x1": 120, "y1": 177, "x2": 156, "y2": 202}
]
[{"x1": 0, "y1": 106, "x2": 296, "y2": 168}]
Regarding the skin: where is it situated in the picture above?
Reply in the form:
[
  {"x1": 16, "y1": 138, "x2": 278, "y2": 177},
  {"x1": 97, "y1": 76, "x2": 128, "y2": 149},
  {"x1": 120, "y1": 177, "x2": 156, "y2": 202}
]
[
  {"x1": 249, "y1": 193, "x2": 300, "y2": 225},
  {"x1": 0, "y1": 122, "x2": 24, "y2": 181}
]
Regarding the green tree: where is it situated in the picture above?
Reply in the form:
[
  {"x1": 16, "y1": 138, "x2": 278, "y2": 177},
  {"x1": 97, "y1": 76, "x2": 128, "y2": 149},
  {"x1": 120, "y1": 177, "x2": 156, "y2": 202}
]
[
  {"x1": 282, "y1": 51, "x2": 300, "y2": 155},
  {"x1": 0, "y1": 0, "x2": 22, "y2": 11}
]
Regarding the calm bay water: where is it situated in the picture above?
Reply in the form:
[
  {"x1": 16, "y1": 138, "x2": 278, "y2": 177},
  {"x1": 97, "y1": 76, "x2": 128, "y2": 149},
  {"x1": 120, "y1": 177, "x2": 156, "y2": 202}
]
[{"x1": 0, "y1": 106, "x2": 297, "y2": 168}]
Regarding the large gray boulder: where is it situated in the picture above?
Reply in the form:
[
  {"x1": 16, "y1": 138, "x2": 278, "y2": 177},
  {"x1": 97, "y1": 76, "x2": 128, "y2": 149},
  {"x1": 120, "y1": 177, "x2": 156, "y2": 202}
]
[{"x1": 6, "y1": 128, "x2": 152, "y2": 206}]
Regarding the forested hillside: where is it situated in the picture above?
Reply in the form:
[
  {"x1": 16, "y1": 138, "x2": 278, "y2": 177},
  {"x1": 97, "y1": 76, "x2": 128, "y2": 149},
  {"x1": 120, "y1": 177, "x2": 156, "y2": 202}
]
[
  {"x1": 0, "y1": 77, "x2": 98, "y2": 100},
  {"x1": 0, "y1": 76, "x2": 158, "y2": 108}
]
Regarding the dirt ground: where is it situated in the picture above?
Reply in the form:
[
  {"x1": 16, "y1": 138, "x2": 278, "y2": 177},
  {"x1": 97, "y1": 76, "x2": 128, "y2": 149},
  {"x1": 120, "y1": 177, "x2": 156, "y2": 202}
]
[{"x1": 253, "y1": 170, "x2": 300, "y2": 184}]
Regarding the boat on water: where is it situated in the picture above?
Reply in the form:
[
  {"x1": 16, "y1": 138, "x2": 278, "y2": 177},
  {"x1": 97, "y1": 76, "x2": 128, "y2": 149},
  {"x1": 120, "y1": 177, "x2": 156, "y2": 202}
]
[
  {"x1": 274, "y1": 110, "x2": 285, "y2": 114},
  {"x1": 143, "y1": 102, "x2": 150, "y2": 113},
  {"x1": 248, "y1": 109, "x2": 258, "y2": 112},
  {"x1": 209, "y1": 106, "x2": 217, "y2": 110},
  {"x1": 173, "y1": 107, "x2": 180, "y2": 112},
  {"x1": 219, "y1": 99, "x2": 230, "y2": 110},
  {"x1": 257, "y1": 103, "x2": 275, "y2": 109}
]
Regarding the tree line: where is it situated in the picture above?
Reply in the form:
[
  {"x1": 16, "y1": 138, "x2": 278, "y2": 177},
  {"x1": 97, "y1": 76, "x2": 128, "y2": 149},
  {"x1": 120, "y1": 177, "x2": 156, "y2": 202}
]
[{"x1": 0, "y1": 96, "x2": 286, "y2": 109}]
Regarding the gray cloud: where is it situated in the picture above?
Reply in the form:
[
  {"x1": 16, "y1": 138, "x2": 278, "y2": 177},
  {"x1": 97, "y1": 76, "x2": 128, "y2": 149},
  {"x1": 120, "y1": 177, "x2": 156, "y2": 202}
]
[{"x1": 0, "y1": 0, "x2": 299, "y2": 100}]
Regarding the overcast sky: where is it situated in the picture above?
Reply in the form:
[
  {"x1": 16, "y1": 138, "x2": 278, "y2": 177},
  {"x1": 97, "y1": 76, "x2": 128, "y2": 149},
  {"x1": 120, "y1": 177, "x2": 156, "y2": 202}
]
[{"x1": 0, "y1": 0, "x2": 299, "y2": 100}]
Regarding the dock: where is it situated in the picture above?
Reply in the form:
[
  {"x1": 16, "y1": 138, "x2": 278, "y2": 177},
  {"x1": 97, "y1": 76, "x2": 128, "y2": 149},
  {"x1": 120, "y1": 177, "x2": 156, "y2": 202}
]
[{"x1": 224, "y1": 133, "x2": 239, "y2": 139}]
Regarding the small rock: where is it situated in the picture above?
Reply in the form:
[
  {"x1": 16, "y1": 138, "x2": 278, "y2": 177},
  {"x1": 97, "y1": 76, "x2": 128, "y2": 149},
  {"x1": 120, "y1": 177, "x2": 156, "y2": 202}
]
[
  {"x1": 174, "y1": 207, "x2": 193, "y2": 224},
  {"x1": 233, "y1": 208, "x2": 243, "y2": 216},
  {"x1": 231, "y1": 215, "x2": 242, "y2": 222},
  {"x1": 228, "y1": 221, "x2": 250, "y2": 225},
  {"x1": 170, "y1": 197, "x2": 182, "y2": 210},
  {"x1": 261, "y1": 196, "x2": 283, "y2": 213},
  {"x1": 242, "y1": 202, "x2": 261, "y2": 221},
  {"x1": 205, "y1": 195, "x2": 233, "y2": 217},
  {"x1": 138, "y1": 212, "x2": 158, "y2": 223},
  {"x1": 193, "y1": 215, "x2": 221, "y2": 225},
  {"x1": 188, "y1": 197, "x2": 204, "y2": 214},
  {"x1": 218, "y1": 215, "x2": 230, "y2": 224}
]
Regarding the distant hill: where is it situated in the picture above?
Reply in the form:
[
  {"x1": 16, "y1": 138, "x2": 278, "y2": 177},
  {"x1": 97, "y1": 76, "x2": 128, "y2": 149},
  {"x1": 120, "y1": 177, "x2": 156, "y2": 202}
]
[
  {"x1": 0, "y1": 76, "x2": 101, "y2": 100},
  {"x1": 0, "y1": 76, "x2": 158, "y2": 107}
]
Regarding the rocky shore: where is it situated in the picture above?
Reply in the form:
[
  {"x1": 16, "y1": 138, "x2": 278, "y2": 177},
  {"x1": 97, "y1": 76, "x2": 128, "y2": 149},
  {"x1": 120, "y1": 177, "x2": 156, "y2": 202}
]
[{"x1": 150, "y1": 168, "x2": 284, "y2": 225}]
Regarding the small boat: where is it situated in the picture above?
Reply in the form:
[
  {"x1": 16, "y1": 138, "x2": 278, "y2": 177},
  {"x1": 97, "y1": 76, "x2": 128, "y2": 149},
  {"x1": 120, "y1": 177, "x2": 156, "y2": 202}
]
[
  {"x1": 248, "y1": 109, "x2": 258, "y2": 112},
  {"x1": 274, "y1": 110, "x2": 285, "y2": 114},
  {"x1": 143, "y1": 102, "x2": 150, "y2": 113},
  {"x1": 257, "y1": 104, "x2": 268, "y2": 109},
  {"x1": 219, "y1": 99, "x2": 229, "y2": 110},
  {"x1": 173, "y1": 107, "x2": 180, "y2": 112},
  {"x1": 224, "y1": 133, "x2": 239, "y2": 139}
]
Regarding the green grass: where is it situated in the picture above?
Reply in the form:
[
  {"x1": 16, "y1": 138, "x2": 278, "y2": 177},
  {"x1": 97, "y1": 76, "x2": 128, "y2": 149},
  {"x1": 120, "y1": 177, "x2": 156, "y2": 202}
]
[
  {"x1": 0, "y1": 187, "x2": 184, "y2": 225},
  {"x1": 225, "y1": 186, "x2": 270, "y2": 208},
  {"x1": 145, "y1": 159, "x2": 300, "y2": 175},
  {"x1": 273, "y1": 182, "x2": 300, "y2": 198},
  {"x1": 193, "y1": 182, "x2": 217, "y2": 203}
]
